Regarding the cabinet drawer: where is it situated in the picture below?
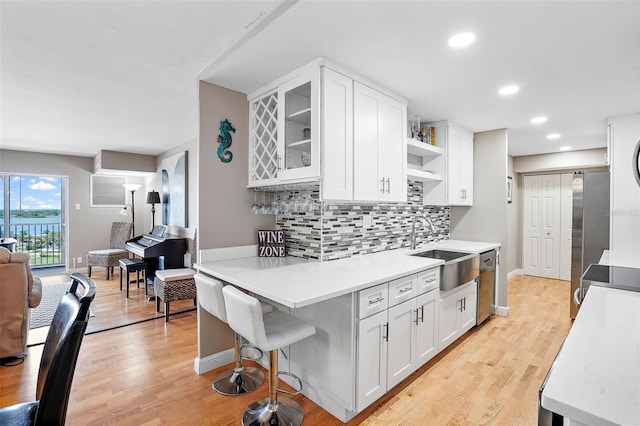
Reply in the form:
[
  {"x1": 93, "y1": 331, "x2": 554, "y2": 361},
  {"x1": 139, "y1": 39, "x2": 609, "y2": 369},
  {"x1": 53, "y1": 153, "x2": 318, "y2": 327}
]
[
  {"x1": 417, "y1": 268, "x2": 440, "y2": 294},
  {"x1": 358, "y1": 283, "x2": 389, "y2": 319},
  {"x1": 388, "y1": 274, "x2": 417, "y2": 307}
]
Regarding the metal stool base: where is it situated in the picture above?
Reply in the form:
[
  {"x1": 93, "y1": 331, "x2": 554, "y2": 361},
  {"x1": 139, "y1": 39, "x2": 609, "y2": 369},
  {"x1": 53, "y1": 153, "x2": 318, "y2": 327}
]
[
  {"x1": 242, "y1": 397, "x2": 303, "y2": 426},
  {"x1": 212, "y1": 366, "x2": 264, "y2": 396}
]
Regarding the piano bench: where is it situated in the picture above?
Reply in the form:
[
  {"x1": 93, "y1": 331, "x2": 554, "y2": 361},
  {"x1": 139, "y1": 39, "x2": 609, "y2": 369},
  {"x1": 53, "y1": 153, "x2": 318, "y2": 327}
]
[
  {"x1": 119, "y1": 258, "x2": 148, "y2": 298},
  {"x1": 153, "y1": 268, "x2": 197, "y2": 322}
]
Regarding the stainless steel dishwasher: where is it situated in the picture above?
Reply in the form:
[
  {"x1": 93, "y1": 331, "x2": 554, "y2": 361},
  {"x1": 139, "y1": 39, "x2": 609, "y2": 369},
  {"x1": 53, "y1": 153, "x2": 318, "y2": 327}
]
[{"x1": 477, "y1": 250, "x2": 496, "y2": 324}]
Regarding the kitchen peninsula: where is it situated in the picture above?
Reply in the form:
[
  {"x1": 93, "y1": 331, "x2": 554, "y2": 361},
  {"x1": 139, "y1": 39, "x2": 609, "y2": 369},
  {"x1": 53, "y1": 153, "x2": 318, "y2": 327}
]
[
  {"x1": 195, "y1": 240, "x2": 499, "y2": 422},
  {"x1": 540, "y1": 250, "x2": 640, "y2": 425}
]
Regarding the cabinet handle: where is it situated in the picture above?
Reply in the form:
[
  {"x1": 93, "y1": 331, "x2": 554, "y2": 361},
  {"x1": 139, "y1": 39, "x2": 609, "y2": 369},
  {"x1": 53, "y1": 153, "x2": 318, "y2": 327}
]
[
  {"x1": 414, "y1": 308, "x2": 420, "y2": 325},
  {"x1": 399, "y1": 287, "x2": 412, "y2": 294},
  {"x1": 420, "y1": 305, "x2": 424, "y2": 323},
  {"x1": 380, "y1": 177, "x2": 385, "y2": 193},
  {"x1": 426, "y1": 277, "x2": 436, "y2": 283},
  {"x1": 459, "y1": 299, "x2": 464, "y2": 312},
  {"x1": 277, "y1": 154, "x2": 282, "y2": 172},
  {"x1": 463, "y1": 296, "x2": 466, "y2": 311},
  {"x1": 368, "y1": 297, "x2": 384, "y2": 306},
  {"x1": 383, "y1": 323, "x2": 389, "y2": 341},
  {"x1": 385, "y1": 177, "x2": 391, "y2": 193}
]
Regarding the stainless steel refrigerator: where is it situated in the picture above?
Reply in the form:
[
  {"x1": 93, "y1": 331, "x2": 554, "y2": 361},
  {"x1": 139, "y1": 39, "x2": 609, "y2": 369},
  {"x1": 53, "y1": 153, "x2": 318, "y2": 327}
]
[{"x1": 570, "y1": 171, "x2": 610, "y2": 319}]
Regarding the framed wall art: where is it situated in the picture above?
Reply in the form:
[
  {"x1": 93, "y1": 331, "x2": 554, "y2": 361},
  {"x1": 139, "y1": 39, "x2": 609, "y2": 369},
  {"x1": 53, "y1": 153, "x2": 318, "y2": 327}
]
[{"x1": 161, "y1": 151, "x2": 187, "y2": 227}]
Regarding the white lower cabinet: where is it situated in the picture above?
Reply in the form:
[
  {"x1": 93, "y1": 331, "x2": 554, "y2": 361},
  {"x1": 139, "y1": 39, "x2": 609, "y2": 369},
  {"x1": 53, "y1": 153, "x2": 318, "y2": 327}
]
[
  {"x1": 356, "y1": 310, "x2": 388, "y2": 409},
  {"x1": 356, "y1": 270, "x2": 439, "y2": 412},
  {"x1": 438, "y1": 280, "x2": 477, "y2": 352},
  {"x1": 415, "y1": 290, "x2": 439, "y2": 365}
]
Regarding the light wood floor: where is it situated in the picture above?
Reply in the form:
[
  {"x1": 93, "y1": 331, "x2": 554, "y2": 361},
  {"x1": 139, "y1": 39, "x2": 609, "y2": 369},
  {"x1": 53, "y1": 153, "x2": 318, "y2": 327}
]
[
  {"x1": 28, "y1": 268, "x2": 196, "y2": 345},
  {"x1": 2, "y1": 274, "x2": 572, "y2": 425}
]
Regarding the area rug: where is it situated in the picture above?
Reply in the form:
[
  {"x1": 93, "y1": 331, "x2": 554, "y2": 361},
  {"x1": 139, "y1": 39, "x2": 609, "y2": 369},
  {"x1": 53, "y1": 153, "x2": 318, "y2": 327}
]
[{"x1": 29, "y1": 282, "x2": 94, "y2": 329}]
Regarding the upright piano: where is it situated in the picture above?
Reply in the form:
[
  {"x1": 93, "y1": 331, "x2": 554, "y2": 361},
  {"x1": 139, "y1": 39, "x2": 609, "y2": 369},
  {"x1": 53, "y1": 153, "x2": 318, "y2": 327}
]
[{"x1": 125, "y1": 228, "x2": 187, "y2": 281}]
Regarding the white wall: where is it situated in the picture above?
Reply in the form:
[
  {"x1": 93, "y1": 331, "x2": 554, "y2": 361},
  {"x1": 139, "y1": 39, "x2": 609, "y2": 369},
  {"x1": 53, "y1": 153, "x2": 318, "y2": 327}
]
[{"x1": 513, "y1": 148, "x2": 607, "y2": 173}]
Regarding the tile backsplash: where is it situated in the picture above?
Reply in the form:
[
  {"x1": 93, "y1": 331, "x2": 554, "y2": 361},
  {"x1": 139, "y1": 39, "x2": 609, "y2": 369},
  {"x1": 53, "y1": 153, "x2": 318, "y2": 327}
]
[{"x1": 275, "y1": 180, "x2": 450, "y2": 261}]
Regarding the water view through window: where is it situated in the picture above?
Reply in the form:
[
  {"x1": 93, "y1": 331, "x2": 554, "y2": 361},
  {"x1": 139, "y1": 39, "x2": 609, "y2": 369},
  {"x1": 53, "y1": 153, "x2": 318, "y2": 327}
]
[{"x1": 1, "y1": 174, "x2": 65, "y2": 267}]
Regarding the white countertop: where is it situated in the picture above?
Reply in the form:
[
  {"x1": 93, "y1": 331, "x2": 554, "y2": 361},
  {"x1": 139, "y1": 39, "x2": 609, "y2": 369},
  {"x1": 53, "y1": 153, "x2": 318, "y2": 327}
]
[
  {"x1": 541, "y1": 285, "x2": 640, "y2": 425},
  {"x1": 195, "y1": 240, "x2": 500, "y2": 309},
  {"x1": 599, "y1": 249, "x2": 640, "y2": 268}
]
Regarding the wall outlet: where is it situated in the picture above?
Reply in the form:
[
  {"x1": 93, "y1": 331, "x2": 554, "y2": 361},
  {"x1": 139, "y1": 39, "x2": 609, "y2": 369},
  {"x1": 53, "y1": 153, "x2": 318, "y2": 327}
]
[
  {"x1": 76, "y1": 256, "x2": 82, "y2": 264},
  {"x1": 363, "y1": 214, "x2": 373, "y2": 228},
  {"x1": 75, "y1": 203, "x2": 81, "y2": 210}
]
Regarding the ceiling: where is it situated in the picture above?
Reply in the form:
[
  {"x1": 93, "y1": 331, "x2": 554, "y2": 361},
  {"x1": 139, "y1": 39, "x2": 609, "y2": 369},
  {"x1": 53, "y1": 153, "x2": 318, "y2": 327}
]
[{"x1": 2, "y1": 1, "x2": 639, "y2": 159}]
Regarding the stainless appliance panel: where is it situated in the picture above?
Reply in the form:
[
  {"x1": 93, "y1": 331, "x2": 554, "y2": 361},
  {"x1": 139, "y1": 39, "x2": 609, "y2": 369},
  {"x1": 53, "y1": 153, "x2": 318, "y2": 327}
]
[
  {"x1": 570, "y1": 171, "x2": 610, "y2": 319},
  {"x1": 477, "y1": 250, "x2": 496, "y2": 324}
]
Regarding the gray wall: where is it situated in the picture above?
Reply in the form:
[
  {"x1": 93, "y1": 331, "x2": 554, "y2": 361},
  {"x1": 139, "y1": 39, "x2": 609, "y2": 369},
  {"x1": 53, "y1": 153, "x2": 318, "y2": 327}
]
[
  {"x1": 507, "y1": 156, "x2": 521, "y2": 277},
  {"x1": 196, "y1": 81, "x2": 273, "y2": 359},
  {"x1": 0, "y1": 149, "x2": 144, "y2": 270},
  {"x1": 197, "y1": 80, "x2": 272, "y2": 250},
  {"x1": 450, "y1": 129, "x2": 509, "y2": 310}
]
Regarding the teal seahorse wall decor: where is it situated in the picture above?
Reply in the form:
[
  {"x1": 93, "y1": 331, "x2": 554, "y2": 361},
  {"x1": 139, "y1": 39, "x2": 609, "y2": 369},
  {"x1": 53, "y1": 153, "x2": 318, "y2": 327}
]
[{"x1": 217, "y1": 119, "x2": 236, "y2": 163}]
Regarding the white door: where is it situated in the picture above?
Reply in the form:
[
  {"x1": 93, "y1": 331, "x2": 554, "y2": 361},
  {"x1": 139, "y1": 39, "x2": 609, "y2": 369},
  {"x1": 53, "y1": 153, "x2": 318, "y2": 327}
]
[
  {"x1": 438, "y1": 291, "x2": 459, "y2": 352},
  {"x1": 353, "y1": 82, "x2": 382, "y2": 201},
  {"x1": 457, "y1": 282, "x2": 477, "y2": 334},
  {"x1": 559, "y1": 173, "x2": 573, "y2": 281},
  {"x1": 379, "y1": 94, "x2": 407, "y2": 202},
  {"x1": 523, "y1": 175, "x2": 542, "y2": 275},
  {"x1": 415, "y1": 291, "x2": 438, "y2": 365},
  {"x1": 321, "y1": 68, "x2": 353, "y2": 201},
  {"x1": 387, "y1": 299, "x2": 415, "y2": 389},
  {"x1": 540, "y1": 174, "x2": 561, "y2": 278},
  {"x1": 523, "y1": 174, "x2": 562, "y2": 278},
  {"x1": 356, "y1": 311, "x2": 387, "y2": 411}
]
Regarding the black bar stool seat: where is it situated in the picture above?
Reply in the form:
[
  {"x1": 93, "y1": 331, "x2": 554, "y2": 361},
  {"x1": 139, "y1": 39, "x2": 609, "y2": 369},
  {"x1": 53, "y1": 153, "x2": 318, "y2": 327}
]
[{"x1": 119, "y1": 258, "x2": 148, "y2": 298}]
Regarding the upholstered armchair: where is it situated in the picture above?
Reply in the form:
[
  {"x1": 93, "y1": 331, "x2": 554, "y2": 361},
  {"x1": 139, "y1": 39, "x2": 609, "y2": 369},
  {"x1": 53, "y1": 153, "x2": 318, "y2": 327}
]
[
  {"x1": 0, "y1": 247, "x2": 43, "y2": 360},
  {"x1": 87, "y1": 222, "x2": 133, "y2": 280}
]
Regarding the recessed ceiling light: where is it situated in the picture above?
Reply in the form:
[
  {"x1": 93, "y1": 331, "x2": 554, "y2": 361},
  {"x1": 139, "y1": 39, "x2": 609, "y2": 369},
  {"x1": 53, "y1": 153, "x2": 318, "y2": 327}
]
[
  {"x1": 559, "y1": 146, "x2": 572, "y2": 151},
  {"x1": 448, "y1": 32, "x2": 476, "y2": 48},
  {"x1": 531, "y1": 116, "x2": 548, "y2": 124},
  {"x1": 547, "y1": 133, "x2": 561, "y2": 140},
  {"x1": 499, "y1": 85, "x2": 520, "y2": 95}
]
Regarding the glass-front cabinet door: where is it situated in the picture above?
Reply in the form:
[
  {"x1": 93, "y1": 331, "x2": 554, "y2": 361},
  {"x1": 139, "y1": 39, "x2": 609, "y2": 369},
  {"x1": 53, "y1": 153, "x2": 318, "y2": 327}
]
[{"x1": 277, "y1": 71, "x2": 320, "y2": 180}]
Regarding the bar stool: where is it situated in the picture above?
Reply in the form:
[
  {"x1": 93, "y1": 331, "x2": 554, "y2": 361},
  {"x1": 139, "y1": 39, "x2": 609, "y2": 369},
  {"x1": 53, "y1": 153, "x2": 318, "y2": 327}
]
[
  {"x1": 194, "y1": 274, "x2": 272, "y2": 396},
  {"x1": 223, "y1": 285, "x2": 316, "y2": 426},
  {"x1": 118, "y1": 258, "x2": 148, "y2": 298}
]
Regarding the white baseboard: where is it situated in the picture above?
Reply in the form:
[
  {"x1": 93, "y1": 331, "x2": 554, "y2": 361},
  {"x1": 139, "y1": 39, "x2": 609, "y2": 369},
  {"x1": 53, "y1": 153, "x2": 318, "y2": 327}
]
[
  {"x1": 193, "y1": 348, "x2": 235, "y2": 374},
  {"x1": 507, "y1": 269, "x2": 524, "y2": 280},
  {"x1": 495, "y1": 305, "x2": 510, "y2": 317}
]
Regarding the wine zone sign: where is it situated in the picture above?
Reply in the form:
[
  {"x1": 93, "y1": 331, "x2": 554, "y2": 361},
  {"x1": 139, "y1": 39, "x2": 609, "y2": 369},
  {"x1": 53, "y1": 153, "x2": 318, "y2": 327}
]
[{"x1": 258, "y1": 230, "x2": 286, "y2": 257}]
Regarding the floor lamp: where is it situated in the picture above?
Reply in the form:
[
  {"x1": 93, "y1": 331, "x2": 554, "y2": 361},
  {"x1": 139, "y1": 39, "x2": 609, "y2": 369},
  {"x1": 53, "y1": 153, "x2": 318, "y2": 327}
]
[
  {"x1": 120, "y1": 184, "x2": 141, "y2": 236},
  {"x1": 147, "y1": 190, "x2": 160, "y2": 233}
]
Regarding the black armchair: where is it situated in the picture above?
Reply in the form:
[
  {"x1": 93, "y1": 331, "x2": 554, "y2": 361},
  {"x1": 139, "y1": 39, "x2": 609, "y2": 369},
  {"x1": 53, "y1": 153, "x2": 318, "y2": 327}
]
[{"x1": 0, "y1": 273, "x2": 96, "y2": 425}]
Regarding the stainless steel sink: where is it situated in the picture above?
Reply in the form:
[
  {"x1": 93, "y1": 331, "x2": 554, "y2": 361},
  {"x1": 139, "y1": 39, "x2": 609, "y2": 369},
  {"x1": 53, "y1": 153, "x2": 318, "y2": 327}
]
[{"x1": 411, "y1": 249, "x2": 479, "y2": 291}]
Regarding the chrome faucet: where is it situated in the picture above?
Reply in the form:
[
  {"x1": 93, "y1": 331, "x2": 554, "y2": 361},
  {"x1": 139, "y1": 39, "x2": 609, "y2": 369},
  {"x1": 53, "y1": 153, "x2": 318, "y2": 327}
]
[{"x1": 410, "y1": 214, "x2": 436, "y2": 250}]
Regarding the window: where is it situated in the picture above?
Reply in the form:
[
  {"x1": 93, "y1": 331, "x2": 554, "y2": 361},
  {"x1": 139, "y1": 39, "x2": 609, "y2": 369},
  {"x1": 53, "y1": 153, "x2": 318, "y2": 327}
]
[{"x1": 1, "y1": 173, "x2": 65, "y2": 267}]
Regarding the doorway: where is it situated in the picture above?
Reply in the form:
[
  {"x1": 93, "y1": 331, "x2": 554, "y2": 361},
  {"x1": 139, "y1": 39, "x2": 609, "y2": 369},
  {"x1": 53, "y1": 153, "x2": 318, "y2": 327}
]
[{"x1": 523, "y1": 173, "x2": 572, "y2": 280}]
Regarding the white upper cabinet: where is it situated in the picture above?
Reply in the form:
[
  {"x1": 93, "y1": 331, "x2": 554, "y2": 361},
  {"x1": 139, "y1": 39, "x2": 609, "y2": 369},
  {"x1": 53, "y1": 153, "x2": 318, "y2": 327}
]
[
  {"x1": 422, "y1": 121, "x2": 474, "y2": 206},
  {"x1": 248, "y1": 58, "x2": 407, "y2": 200},
  {"x1": 353, "y1": 82, "x2": 407, "y2": 202},
  {"x1": 278, "y1": 72, "x2": 320, "y2": 181},
  {"x1": 321, "y1": 67, "x2": 354, "y2": 200},
  {"x1": 248, "y1": 66, "x2": 320, "y2": 187}
]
